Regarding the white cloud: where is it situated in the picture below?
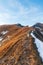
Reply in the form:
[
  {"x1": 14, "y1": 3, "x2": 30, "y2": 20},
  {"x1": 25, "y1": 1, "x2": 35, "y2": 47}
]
[{"x1": 0, "y1": 0, "x2": 43, "y2": 25}]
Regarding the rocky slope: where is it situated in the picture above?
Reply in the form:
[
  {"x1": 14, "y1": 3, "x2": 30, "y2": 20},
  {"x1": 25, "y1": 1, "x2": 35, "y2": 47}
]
[
  {"x1": 0, "y1": 23, "x2": 43, "y2": 65},
  {"x1": 33, "y1": 23, "x2": 43, "y2": 41}
]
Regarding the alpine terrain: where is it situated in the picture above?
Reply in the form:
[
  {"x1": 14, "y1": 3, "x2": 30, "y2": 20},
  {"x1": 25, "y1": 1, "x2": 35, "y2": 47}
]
[{"x1": 0, "y1": 23, "x2": 43, "y2": 65}]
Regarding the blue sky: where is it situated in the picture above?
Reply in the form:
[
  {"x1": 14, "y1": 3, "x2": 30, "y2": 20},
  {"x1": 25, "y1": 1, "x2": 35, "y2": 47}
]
[{"x1": 0, "y1": 0, "x2": 43, "y2": 26}]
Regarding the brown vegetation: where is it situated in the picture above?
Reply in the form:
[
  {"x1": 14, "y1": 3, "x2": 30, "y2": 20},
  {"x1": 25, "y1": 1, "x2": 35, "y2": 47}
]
[{"x1": 0, "y1": 24, "x2": 43, "y2": 65}]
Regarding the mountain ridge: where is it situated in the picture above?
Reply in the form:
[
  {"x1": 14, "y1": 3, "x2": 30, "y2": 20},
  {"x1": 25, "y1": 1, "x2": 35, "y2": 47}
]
[{"x1": 0, "y1": 23, "x2": 43, "y2": 65}]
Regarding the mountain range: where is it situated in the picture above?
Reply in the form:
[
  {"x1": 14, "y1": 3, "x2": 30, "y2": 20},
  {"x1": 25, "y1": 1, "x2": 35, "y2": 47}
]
[{"x1": 0, "y1": 23, "x2": 43, "y2": 65}]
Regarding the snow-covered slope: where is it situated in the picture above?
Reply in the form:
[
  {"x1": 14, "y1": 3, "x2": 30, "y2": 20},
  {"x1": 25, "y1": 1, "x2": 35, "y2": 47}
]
[
  {"x1": 31, "y1": 31, "x2": 43, "y2": 61},
  {"x1": 33, "y1": 23, "x2": 43, "y2": 41},
  {"x1": 31, "y1": 23, "x2": 43, "y2": 61}
]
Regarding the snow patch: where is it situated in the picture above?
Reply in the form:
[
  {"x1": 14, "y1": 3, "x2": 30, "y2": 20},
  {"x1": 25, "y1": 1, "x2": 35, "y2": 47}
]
[
  {"x1": 1, "y1": 31, "x2": 8, "y2": 35},
  {"x1": 35, "y1": 26, "x2": 41, "y2": 30},
  {"x1": 31, "y1": 31, "x2": 43, "y2": 61},
  {"x1": 41, "y1": 31, "x2": 43, "y2": 34},
  {"x1": 0, "y1": 37, "x2": 3, "y2": 41}
]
